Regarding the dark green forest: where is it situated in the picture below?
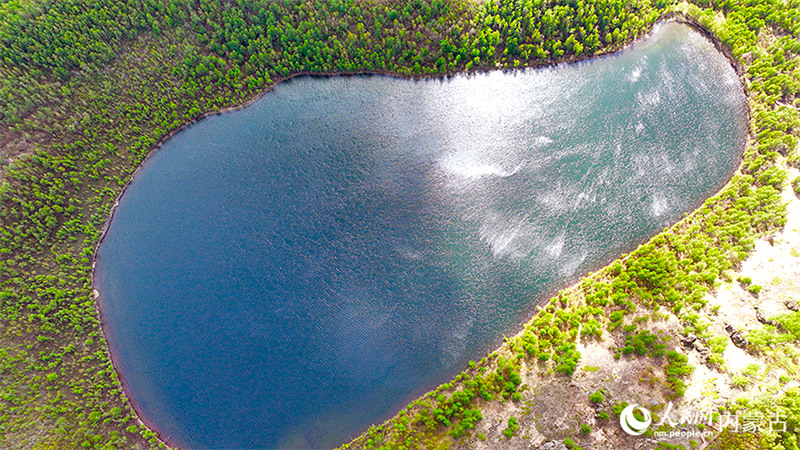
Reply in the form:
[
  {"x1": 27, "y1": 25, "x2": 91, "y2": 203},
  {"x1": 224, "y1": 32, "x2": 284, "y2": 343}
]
[{"x1": 0, "y1": 0, "x2": 798, "y2": 446}]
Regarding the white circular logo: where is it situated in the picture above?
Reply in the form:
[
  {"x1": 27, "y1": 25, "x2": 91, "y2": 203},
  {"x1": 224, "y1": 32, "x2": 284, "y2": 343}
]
[{"x1": 620, "y1": 404, "x2": 652, "y2": 436}]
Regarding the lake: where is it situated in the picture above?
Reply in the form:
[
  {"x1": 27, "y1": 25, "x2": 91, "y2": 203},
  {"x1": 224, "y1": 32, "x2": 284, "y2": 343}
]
[{"x1": 94, "y1": 22, "x2": 746, "y2": 449}]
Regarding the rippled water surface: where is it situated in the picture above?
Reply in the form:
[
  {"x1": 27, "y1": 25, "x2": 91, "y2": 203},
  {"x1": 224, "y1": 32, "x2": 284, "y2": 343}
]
[{"x1": 96, "y1": 22, "x2": 746, "y2": 449}]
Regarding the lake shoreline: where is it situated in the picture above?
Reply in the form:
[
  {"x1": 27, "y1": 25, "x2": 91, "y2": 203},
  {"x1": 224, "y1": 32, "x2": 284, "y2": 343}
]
[{"x1": 88, "y1": 15, "x2": 751, "y2": 449}]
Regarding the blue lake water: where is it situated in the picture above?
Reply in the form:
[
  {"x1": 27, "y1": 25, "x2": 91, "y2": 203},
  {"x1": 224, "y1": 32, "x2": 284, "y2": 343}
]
[{"x1": 95, "y1": 22, "x2": 746, "y2": 449}]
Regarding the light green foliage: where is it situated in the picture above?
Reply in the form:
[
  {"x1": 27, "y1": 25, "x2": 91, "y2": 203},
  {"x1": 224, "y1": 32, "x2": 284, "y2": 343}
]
[
  {"x1": 502, "y1": 416, "x2": 519, "y2": 438},
  {"x1": 724, "y1": 389, "x2": 800, "y2": 449},
  {"x1": 656, "y1": 442, "x2": 686, "y2": 449},
  {"x1": 789, "y1": 152, "x2": 800, "y2": 169},
  {"x1": 731, "y1": 376, "x2": 750, "y2": 388},
  {"x1": 746, "y1": 323, "x2": 796, "y2": 349},
  {"x1": 741, "y1": 363, "x2": 762, "y2": 378},
  {"x1": 707, "y1": 335, "x2": 728, "y2": 367},
  {"x1": 775, "y1": 311, "x2": 800, "y2": 340},
  {"x1": 666, "y1": 351, "x2": 693, "y2": 397}
]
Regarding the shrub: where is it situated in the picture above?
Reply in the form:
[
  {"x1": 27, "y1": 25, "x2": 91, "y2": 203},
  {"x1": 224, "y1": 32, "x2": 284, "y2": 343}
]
[
  {"x1": 554, "y1": 343, "x2": 581, "y2": 375},
  {"x1": 788, "y1": 152, "x2": 800, "y2": 168},
  {"x1": 731, "y1": 376, "x2": 750, "y2": 388},
  {"x1": 792, "y1": 176, "x2": 800, "y2": 195},
  {"x1": 508, "y1": 417, "x2": 519, "y2": 432},
  {"x1": 502, "y1": 416, "x2": 520, "y2": 438},
  {"x1": 774, "y1": 311, "x2": 800, "y2": 339},
  {"x1": 666, "y1": 351, "x2": 694, "y2": 397}
]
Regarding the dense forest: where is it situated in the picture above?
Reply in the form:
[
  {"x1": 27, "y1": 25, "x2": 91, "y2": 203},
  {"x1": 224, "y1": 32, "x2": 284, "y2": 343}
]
[{"x1": 0, "y1": 0, "x2": 798, "y2": 447}]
